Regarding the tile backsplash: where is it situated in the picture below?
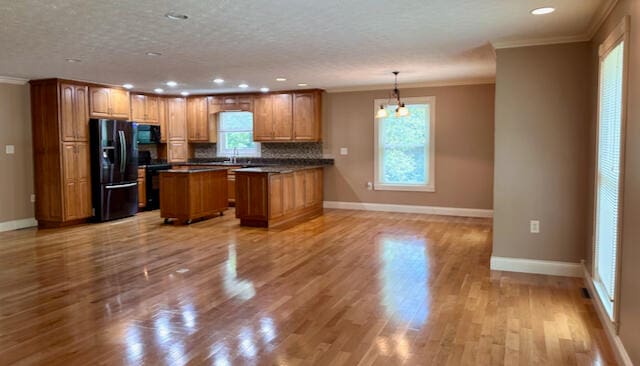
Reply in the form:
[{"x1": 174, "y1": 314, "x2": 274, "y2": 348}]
[
  {"x1": 139, "y1": 145, "x2": 158, "y2": 160},
  {"x1": 192, "y1": 142, "x2": 323, "y2": 159}
]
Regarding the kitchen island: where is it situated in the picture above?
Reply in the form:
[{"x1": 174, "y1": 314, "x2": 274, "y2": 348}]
[
  {"x1": 159, "y1": 167, "x2": 228, "y2": 224},
  {"x1": 234, "y1": 166, "x2": 323, "y2": 228}
]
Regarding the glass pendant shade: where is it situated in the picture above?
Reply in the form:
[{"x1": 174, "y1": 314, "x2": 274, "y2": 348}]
[
  {"x1": 376, "y1": 105, "x2": 389, "y2": 119},
  {"x1": 396, "y1": 104, "x2": 410, "y2": 117}
]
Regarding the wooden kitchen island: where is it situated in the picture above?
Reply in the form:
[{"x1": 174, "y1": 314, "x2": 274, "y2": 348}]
[
  {"x1": 235, "y1": 166, "x2": 323, "y2": 228},
  {"x1": 159, "y1": 167, "x2": 228, "y2": 224}
]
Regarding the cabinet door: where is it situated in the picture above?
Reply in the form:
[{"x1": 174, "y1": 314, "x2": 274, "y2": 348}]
[
  {"x1": 269, "y1": 174, "x2": 283, "y2": 219},
  {"x1": 74, "y1": 85, "x2": 89, "y2": 141},
  {"x1": 304, "y1": 169, "x2": 316, "y2": 207},
  {"x1": 89, "y1": 87, "x2": 111, "y2": 118},
  {"x1": 62, "y1": 143, "x2": 80, "y2": 220},
  {"x1": 272, "y1": 93, "x2": 293, "y2": 140},
  {"x1": 75, "y1": 142, "x2": 92, "y2": 217},
  {"x1": 253, "y1": 95, "x2": 274, "y2": 141},
  {"x1": 293, "y1": 171, "x2": 306, "y2": 209},
  {"x1": 293, "y1": 92, "x2": 319, "y2": 141},
  {"x1": 187, "y1": 97, "x2": 208, "y2": 142},
  {"x1": 282, "y1": 173, "x2": 295, "y2": 214},
  {"x1": 158, "y1": 98, "x2": 168, "y2": 142},
  {"x1": 60, "y1": 84, "x2": 76, "y2": 141},
  {"x1": 145, "y1": 96, "x2": 159, "y2": 124},
  {"x1": 130, "y1": 94, "x2": 147, "y2": 122},
  {"x1": 110, "y1": 88, "x2": 131, "y2": 120},
  {"x1": 168, "y1": 141, "x2": 188, "y2": 162},
  {"x1": 167, "y1": 97, "x2": 187, "y2": 140}
]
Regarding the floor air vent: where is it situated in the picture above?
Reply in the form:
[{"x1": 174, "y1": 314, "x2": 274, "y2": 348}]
[{"x1": 581, "y1": 287, "x2": 591, "y2": 299}]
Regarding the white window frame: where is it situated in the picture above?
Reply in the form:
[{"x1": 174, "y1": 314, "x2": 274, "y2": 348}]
[
  {"x1": 591, "y1": 15, "x2": 629, "y2": 323},
  {"x1": 216, "y1": 111, "x2": 261, "y2": 157},
  {"x1": 373, "y1": 96, "x2": 436, "y2": 192}
]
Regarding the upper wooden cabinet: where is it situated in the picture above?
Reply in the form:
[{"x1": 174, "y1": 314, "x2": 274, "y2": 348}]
[
  {"x1": 60, "y1": 83, "x2": 89, "y2": 142},
  {"x1": 253, "y1": 95, "x2": 274, "y2": 141},
  {"x1": 89, "y1": 87, "x2": 131, "y2": 120},
  {"x1": 293, "y1": 91, "x2": 322, "y2": 141},
  {"x1": 166, "y1": 97, "x2": 187, "y2": 141},
  {"x1": 187, "y1": 97, "x2": 209, "y2": 142},
  {"x1": 130, "y1": 93, "x2": 158, "y2": 124},
  {"x1": 251, "y1": 91, "x2": 321, "y2": 142},
  {"x1": 158, "y1": 97, "x2": 168, "y2": 143},
  {"x1": 253, "y1": 93, "x2": 293, "y2": 141}
]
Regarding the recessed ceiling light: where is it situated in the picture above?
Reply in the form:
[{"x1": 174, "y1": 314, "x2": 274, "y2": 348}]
[
  {"x1": 238, "y1": 84, "x2": 249, "y2": 88},
  {"x1": 146, "y1": 52, "x2": 162, "y2": 56},
  {"x1": 297, "y1": 83, "x2": 308, "y2": 87},
  {"x1": 276, "y1": 77, "x2": 287, "y2": 81},
  {"x1": 213, "y1": 78, "x2": 224, "y2": 84},
  {"x1": 181, "y1": 91, "x2": 190, "y2": 96},
  {"x1": 122, "y1": 84, "x2": 134, "y2": 89},
  {"x1": 65, "y1": 58, "x2": 81, "y2": 63},
  {"x1": 154, "y1": 88, "x2": 164, "y2": 93},
  {"x1": 165, "y1": 12, "x2": 189, "y2": 20},
  {"x1": 166, "y1": 81, "x2": 178, "y2": 87},
  {"x1": 260, "y1": 87, "x2": 270, "y2": 92},
  {"x1": 531, "y1": 7, "x2": 555, "y2": 15}
]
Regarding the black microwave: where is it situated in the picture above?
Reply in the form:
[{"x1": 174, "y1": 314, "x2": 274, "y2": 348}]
[{"x1": 137, "y1": 125, "x2": 161, "y2": 144}]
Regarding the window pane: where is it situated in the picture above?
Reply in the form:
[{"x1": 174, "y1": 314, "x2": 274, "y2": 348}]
[
  {"x1": 220, "y1": 112, "x2": 253, "y2": 131},
  {"x1": 224, "y1": 132, "x2": 256, "y2": 149},
  {"x1": 380, "y1": 104, "x2": 429, "y2": 185}
]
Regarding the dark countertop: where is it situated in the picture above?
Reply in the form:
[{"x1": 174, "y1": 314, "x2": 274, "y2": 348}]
[
  {"x1": 160, "y1": 167, "x2": 229, "y2": 174},
  {"x1": 234, "y1": 165, "x2": 325, "y2": 174},
  {"x1": 187, "y1": 157, "x2": 334, "y2": 166}
]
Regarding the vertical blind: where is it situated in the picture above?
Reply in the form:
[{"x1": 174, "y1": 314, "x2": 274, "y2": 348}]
[{"x1": 595, "y1": 40, "x2": 624, "y2": 304}]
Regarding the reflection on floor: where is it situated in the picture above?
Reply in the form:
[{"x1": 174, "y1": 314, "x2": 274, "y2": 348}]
[{"x1": 0, "y1": 209, "x2": 615, "y2": 365}]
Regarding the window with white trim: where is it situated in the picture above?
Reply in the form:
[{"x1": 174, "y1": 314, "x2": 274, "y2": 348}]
[
  {"x1": 593, "y1": 17, "x2": 628, "y2": 320},
  {"x1": 374, "y1": 96, "x2": 435, "y2": 192},
  {"x1": 216, "y1": 111, "x2": 260, "y2": 157}
]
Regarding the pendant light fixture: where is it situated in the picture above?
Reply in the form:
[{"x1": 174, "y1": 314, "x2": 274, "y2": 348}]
[{"x1": 376, "y1": 71, "x2": 410, "y2": 119}]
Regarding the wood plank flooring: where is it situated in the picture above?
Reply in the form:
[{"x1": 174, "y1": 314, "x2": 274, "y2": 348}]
[{"x1": 0, "y1": 209, "x2": 615, "y2": 365}]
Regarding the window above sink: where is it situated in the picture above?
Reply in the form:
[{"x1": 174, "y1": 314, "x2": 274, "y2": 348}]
[{"x1": 217, "y1": 111, "x2": 261, "y2": 157}]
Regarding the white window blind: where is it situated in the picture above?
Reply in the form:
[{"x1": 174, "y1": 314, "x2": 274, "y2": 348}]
[{"x1": 594, "y1": 39, "x2": 624, "y2": 313}]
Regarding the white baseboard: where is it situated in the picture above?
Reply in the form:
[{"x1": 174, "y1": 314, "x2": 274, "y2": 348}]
[
  {"x1": 322, "y1": 201, "x2": 493, "y2": 218},
  {"x1": 582, "y1": 264, "x2": 633, "y2": 366},
  {"x1": 490, "y1": 256, "x2": 582, "y2": 277},
  {"x1": 0, "y1": 218, "x2": 37, "y2": 232}
]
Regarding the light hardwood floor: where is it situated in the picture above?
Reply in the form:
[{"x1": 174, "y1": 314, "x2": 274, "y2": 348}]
[{"x1": 0, "y1": 209, "x2": 615, "y2": 365}]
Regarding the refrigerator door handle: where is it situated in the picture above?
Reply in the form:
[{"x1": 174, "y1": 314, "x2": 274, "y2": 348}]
[
  {"x1": 119, "y1": 130, "x2": 126, "y2": 174},
  {"x1": 105, "y1": 182, "x2": 138, "y2": 189}
]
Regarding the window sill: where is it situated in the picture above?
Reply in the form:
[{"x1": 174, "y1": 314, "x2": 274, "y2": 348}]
[{"x1": 374, "y1": 184, "x2": 435, "y2": 192}]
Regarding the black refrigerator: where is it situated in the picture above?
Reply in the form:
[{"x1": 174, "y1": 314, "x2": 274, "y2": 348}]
[{"x1": 90, "y1": 119, "x2": 139, "y2": 221}]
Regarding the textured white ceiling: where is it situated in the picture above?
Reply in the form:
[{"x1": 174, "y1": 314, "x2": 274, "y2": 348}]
[{"x1": 0, "y1": 0, "x2": 607, "y2": 93}]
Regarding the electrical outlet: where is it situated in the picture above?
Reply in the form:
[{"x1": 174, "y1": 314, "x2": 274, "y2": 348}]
[
  {"x1": 530, "y1": 220, "x2": 540, "y2": 234},
  {"x1": 340, "y1": 147, "x2": 348, "y2": 155},
  {"x1": 30, "y1": 194, "x2": 36, "y2": 203},
  {"x1": 5, "y1": 145, "x2": 15, "y2": 154},
  {"x1": 367, "y1": 182, "x2": 373, "y2": 190}
]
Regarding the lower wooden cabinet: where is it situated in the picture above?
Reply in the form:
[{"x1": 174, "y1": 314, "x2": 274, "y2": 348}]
[
  {"x1": 160, "y1": 169, "x2": 228, "y2": 223},
  {"x1": 61, "y1": 142, "x2": 92, "y2": 221},
  {"x1": 138, "y1": 168, "x2": 146, "y2": 209},
  {"x1": 235, "y1": 167, "x2": 323, "y2": 228}
]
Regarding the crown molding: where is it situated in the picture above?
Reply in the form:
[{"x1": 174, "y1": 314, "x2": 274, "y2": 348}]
[
  {"x1": 325, "y1": 78, "x2": 495, "y2": 93},
  {"x1": 587, "y1": 0, "x2": 619, "y2": 39},
  {"x1": 492, "y1": 34, "x2": 590, "y2": 49},
  {"x1": 492, "y1": 0, "x2": 618, "y2": 50},
  {"x1": 0, "y1": 76, "x2": 28, "y2": 85}
]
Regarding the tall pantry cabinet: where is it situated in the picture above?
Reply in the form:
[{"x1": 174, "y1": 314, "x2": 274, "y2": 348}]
[{"x1": 29, "y1": 79, "x2": 130, "y2": 227}]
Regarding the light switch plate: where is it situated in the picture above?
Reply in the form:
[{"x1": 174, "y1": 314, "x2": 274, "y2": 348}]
[
  {"x1": 5, "y1": 145, "x2": 15, "y2": 154},
  {"x1": 530, "y1": 220, "x2": 540, "y2": 234},
  {"x1": 30, "y1": 194, "x2": 36, "y2": 203},
  {"x1": 340, "y1": 147, "x2": 348, "y2": 155}
]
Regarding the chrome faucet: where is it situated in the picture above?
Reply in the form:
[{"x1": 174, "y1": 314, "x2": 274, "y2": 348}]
[{"x1": 231, "y1": 147, "x2": 238, "y2": 164}]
